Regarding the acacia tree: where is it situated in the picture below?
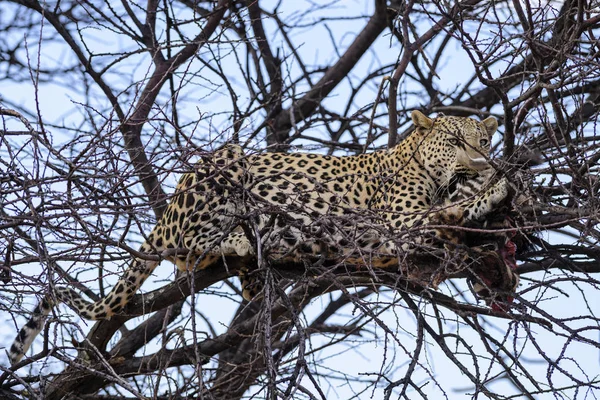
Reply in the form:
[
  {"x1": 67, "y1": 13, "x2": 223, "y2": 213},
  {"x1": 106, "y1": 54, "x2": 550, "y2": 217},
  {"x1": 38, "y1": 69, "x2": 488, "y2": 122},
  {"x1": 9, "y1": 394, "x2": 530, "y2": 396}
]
[{"x1": 0, "y1": 0, "x2": 599, "y2": 399}]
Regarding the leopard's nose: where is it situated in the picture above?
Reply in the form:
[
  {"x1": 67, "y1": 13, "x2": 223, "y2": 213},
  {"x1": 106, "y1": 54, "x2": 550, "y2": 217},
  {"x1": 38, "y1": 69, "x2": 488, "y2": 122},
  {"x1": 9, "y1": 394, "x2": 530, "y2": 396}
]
[
  {"x1": 467, "y1": 156, "x2": 490, "y2": 171},
  {"x1": 457, "y1": 150, "x2": 490, "y2": 171}
]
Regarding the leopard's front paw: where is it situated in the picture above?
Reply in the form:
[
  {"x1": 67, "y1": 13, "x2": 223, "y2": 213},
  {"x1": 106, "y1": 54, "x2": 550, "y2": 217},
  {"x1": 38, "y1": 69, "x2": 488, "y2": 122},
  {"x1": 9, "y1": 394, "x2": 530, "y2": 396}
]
[
  {"x1": 489, "y1": 177, "x2": 509, "y2": 207},
  {"x1": 220, "y1": 232, "x2": 255, "y2": 258},
  {"x1": 235, "y1": 240, "x2": 255, "y2": 257},
  {"x1": 230, "y1": 235, "x2": 255, "y2": 258}
]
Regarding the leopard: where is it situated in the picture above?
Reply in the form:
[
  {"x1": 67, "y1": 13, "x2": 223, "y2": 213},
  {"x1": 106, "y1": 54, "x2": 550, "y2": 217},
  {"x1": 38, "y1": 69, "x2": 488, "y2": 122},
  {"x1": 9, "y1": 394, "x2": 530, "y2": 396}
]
[{"x1": 9, "y1": 110, "x2": 511, "y2": 365}]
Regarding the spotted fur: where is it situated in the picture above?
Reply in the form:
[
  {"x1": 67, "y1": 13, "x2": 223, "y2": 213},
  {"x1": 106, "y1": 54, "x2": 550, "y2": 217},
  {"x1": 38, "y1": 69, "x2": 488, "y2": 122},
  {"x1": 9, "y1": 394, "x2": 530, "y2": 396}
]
[{"x1": 9, "y1": 111, "x2": 507, "y2": 365}]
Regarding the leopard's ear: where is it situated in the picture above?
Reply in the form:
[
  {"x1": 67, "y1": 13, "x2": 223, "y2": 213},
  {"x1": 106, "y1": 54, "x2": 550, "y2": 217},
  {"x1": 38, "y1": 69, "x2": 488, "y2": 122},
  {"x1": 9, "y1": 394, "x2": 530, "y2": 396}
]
[
  {"x1": 411, "y1": 110, "x2": 434, "y2": 130},
  {"x1": 482, "y1": 116, "x2": 498, "y2": 137}
]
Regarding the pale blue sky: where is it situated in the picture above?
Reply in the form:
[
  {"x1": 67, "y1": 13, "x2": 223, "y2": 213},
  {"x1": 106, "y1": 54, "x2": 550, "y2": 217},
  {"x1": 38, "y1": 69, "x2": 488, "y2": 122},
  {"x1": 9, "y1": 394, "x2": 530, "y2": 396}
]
[{"x1": 1, "y1": 1, "x2": 598, "y2": 398}]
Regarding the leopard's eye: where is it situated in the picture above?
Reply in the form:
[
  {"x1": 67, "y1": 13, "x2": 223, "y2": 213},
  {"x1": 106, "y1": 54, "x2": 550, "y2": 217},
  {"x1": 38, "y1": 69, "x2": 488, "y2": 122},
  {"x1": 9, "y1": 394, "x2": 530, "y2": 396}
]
[
  {"x1": 448, "y1": 138, "x2": 459, "y2": 146},
  {"x1": 479, "y1": 138, "x2": 489, "y2": 147}
]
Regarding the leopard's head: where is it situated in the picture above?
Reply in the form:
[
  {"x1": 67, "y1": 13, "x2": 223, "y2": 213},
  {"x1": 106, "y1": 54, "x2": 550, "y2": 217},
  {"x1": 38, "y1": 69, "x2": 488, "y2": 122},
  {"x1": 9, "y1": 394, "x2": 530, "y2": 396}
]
[{"x1": 410, "y1": 110, "x2": 498, "y2": 186}]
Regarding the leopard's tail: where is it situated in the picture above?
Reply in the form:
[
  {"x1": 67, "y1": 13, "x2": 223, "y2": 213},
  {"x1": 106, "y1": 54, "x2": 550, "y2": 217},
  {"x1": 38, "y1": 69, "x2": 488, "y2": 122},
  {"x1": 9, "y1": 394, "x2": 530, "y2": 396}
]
[
  {"x1": 9, "y1": 253, "x2": 161, "y2": 366},
  {"x1": 9, "y1": 295, "x2": 53, "y2": 366}
]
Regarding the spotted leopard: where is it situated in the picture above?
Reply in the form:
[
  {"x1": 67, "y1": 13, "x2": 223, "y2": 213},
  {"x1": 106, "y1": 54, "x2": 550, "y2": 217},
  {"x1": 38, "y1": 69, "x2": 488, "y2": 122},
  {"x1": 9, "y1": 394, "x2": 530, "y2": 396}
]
[{"x1": 9, "y1": 111, "x2": 509, "y2": 365}]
